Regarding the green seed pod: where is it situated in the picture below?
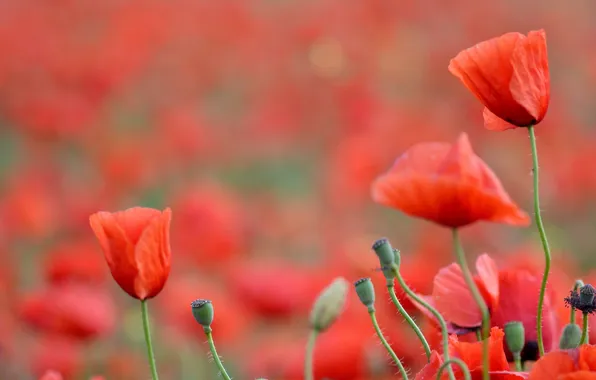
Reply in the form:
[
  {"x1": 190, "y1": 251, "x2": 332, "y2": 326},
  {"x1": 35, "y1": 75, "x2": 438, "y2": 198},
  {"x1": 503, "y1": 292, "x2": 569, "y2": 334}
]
[
  {"x1": 559, "y1": 323, "x2": 582, "y2": 349},
  {"x1": 372, "y1": 238, "x2": 396, "y2": 280},
  {"x1": 504, "y1": 321, "x2": 525, "y2": 355},
  {"x1": 191, "y1": 299, "x2": 214, "y2": 329},
  {"x1": 309, "y1": 277, "x2": 349, "y2": 332},
  {"x1": 580, "y1": 284, "x2": 596, "y2": 307},
  {"x1": 354, "y1": 277, "x2": 375, "y2": 310}
]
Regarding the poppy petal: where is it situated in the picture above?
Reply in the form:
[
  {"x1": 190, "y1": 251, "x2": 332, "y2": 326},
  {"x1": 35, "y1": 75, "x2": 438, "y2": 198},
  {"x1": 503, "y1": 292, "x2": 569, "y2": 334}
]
[
  {"x1": 134, "y1": 208, "x2": 172, "y2": 300},
  {"x1": 414, "y1": 351, "x2": 442, "y2": 380},
  {"x1": 111, "y1": 207, "x2": 162, "y2": 244},
  {"x1": 449, "y1": 327, "x2": 509, "y2": 372},
  {"x1": 509, "y1": 29, "x2": 550, "y2": 124},
  {"x1": 579, "y1": 345, "x2": 596, "y2": 371},
  {"x1": 483, "y1": 108, "x2": 518, "y2": 131},
  {"x1": 433, "y1": 263, "x2": 483, "y2": 327},
  {"x1": 560, "y1": 372, "x2": 596, "y2": 380},
  {"x1": 528, "y1": 351, "x2": 576, "y2": 380},
  {"x1": 475, "y1": 254, "x2": 499, "y2": 308},
  {"x1": 484, "y1": 371, "x2": 529, "y2": 380}
]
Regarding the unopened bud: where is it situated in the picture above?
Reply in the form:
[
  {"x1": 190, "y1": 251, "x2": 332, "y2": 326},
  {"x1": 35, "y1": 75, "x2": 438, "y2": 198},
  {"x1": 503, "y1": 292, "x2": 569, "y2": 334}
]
[
  {"x1": 372, "y1": 238, "x2": 395, "y2": 280},
  {"x1": 309, "y1": 277, "x2": 349, "y2": 332},
  {"x1": 191, "y1": 299, "x2": 214, "y2": 332},
  {"x1": 504, "y1": 321, "x2": 525, "y2": 354},
  {"x1": 559, "y1": 323, "x2": 582, "y2": 349},
  {"x1": 354, "y1": 278, "x2": 375, "y2": 310},
  {"x1": 580, "y1": 284, "x2": 595, "y2": 307}
]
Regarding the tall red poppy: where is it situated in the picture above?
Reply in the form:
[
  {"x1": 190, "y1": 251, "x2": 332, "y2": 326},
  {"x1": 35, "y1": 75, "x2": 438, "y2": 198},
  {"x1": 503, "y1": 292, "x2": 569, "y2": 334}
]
[
  {"x1": 529, "y1": 345, "x2": 596, "y2": 379},
  {"x1": 449, "y1": 30, "x2": 550, "y2": 131},
  {"x1": 414, "y1": 328, "x2": 527, "y2": 380},
  {"x1": 371, "y1": 133, "x2": 529, "y2": 228},
  {"x1": 415, "y1": 254, "x2": 559, "y2": 361},
  {"x1": 89, "y1": 207, "x2": 172, "y2": 300}
]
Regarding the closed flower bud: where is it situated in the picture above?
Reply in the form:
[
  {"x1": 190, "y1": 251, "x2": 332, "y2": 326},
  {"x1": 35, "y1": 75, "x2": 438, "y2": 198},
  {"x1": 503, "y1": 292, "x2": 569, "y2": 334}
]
[
  {"x1": 309, "y1": 277, "x2": 349, "y2": 332},
  {"x1": 372, "y1": 238, "x2": 396, "y2": 280},
  {"x1": 354, "y1": 278, "x2": 375, "y2": 310},
  {"x1": 559, "y1": 323, "x2": 582, "y2": 349},
  {"x1": 191, "y1": 299, "x2": 214, "y2": 331},
  {"x1": 504, "y1": 321, "x2": 525, "y2": 355}
]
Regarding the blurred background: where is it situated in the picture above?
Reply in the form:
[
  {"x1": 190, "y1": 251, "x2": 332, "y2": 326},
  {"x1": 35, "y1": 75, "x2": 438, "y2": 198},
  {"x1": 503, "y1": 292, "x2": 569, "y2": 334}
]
[{"x1": 1, "y1": 1, "x2": 596, "y2": 379}]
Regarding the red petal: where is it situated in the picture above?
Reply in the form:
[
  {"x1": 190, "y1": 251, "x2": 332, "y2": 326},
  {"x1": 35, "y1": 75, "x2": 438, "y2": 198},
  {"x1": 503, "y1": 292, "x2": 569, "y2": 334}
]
[
  {"x1": 414, "y1": 351, "x2": 442, "y2": 380},
  {"x1": 560, "y1": 372, "x2": 596, "y2": 380},
  {"x1": 111, "y1": 207, "x2": 162, "y2": 244},
  {"x1": 579, "y1": 345, "x2": 596, "y2": 371},
  {"x1": 483, "y1": 108, "x2": 518, "y2": 131},
  {"x1": 475, "y1": 254, "x2": 499, "y2": 308},
  {"x1": 528, "y1": 351, "x2": 576, "y2": 380},
  {"x1": 433, "y1": 263, "x2": 482, "y2": 327},
  {"x1": 134, "y1": 208, "x2": 172, "y2": 300},
  {"x1": 449, "y1": 327, "x2": 509, "y2": 372},
  {"x1": 510, "y1": 29, "x2": 550, "y2": 124}
]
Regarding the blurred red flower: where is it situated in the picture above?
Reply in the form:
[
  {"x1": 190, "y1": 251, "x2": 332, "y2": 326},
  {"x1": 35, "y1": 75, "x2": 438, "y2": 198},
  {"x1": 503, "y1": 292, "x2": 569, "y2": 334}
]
[
  {"x1": 39, "y1": 370, "x2": 63, "y2": 380},
  {"x1": 19, "y1": 283, "x2": 116, "y2": 341},
  {"x1": 528, "y1": 345, "x2": 596, "y2": 379},
  {"x1": 417, "y1": 254, "x2": 559, "y2": 361},
  {"x1": 415, "y1": 328, "x2": 527, "y2": 379},
  {"x1": 449, "y1": 30, "x2": 550, "y2": 131},
  {"x1": 372, "y1": 133, "x2": 529, "y2": 228},
  {"x1": 43, "y1": 239, "x2": 108, "y2": 285},
  {"x1": 89, "y1": 207, "x2": 172, "y2": 300},
  {"x1": 30, "y1": 336, "x2": 82, "y2": 379}
]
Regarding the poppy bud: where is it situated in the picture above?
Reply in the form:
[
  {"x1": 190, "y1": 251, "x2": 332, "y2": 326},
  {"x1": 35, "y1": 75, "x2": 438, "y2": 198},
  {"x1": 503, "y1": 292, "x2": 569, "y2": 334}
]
[
  {"x1": 309, "y1": 277, "x2": 349, "y2": 332},
  {"x1": 580, "y1": 284, "x2": 596, "y2": 307},
  {"x1": 372, "y1": 238, "x2": 395, "y2": 280},
  {"x1": 504, "y1": 321, "x2": 525, "y2": 355},
  {"x1": 354, "y1": 277, "x2": 375, "y2": 311},
  {"x1": 559, "y1": 323, "x2": 582, "y2": 349},
  {"x1": 191, "y1": 299, "x2": 214, "y2": 332}
]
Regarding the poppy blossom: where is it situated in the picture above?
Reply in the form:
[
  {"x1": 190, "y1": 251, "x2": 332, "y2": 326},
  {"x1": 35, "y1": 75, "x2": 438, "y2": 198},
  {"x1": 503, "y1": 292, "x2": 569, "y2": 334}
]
[
  {"x1": 39, "y1": 370, "x2": 63, "y2": 380},
  {"x1": 529, "y1": 345, "x2": 596, "y2": 379},
  {"x1": 449, "y1": 30, "x2": 550, "y2": 131},
  {"x1": 89, "y1": 207, "x2": 172, "y2": 300},
  {"x1": 371, "y1": 133, "x2": 529, "y2": 228},
  {"x1": 415, "y1": 328, "x2": 528, "y2": 379},
  {"x1": 416, "y1": 254, "x2": 559, "y2": 361}
]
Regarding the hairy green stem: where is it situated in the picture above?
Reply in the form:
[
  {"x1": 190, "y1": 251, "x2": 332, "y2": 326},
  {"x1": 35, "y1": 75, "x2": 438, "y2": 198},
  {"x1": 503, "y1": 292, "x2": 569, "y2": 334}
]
[
  {"x1": 206, "y1": 329, "x2": 232, "y2": 380},
  {"x1": 305, "y1": 329, "x2": 318, "y2": 380},
  {"x1": 369, "y1": 310, "x2": 409, "y2": 380},
  {"x1": 452, "y1": 229, "x2": 489, "y2": 380},
  {"x1": 387, "y1": 284, "x2": 432, "y2": 361},
  {"x1": 513, "y1": 353, "x2": 523, "y2": 372},
  {"x1": 141, "y1": 300, "x2": 160, "y2": 380},
  {"x1": 571, "y1": 280, "x2": 585, "y2": 324},
  {"x1": 392, "y1": 265, "x2": 455, "y2": 380},
  {"x1": 581, "y1": 312, "x2": 589, "y2": 345},
  {"x1": 475, "y1": 330, "x2": 482, "y2": 341},
  {"x1": 529, "y1": 125, "x2": 552, "y2": 356},
  {"x1": 436, "y1": 358, "x2": 471, "y2": 380}
]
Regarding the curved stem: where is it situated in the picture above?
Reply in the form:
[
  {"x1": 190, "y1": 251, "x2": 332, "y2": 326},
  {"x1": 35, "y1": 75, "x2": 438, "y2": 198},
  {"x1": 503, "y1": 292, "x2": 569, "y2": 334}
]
[
  {"x1": 529, "y1": 125, "x2": 552, "y2": 356},
  {"x1": 436, "y1": 358, "x2": 471, "y2": 380},
  {"x1": 387, "y1": 284, "x2": 432, "y2": 361},
  {"x1": 205, "y1": 329, "x2": 232, "y2": 380},
  {"x1": 305, "y1": 329, "x2": 318, "y2": 380},
  {"x1": 369, "y1": 310, "x2": 409, "y2": 380},
  {"x1": 141, "y1": 300, "x2": 160, "y2": 380},
  {"x1": 475, "y1": 330, "x2": 482, "y2": 341},
  {"x1": 452, "y1": 228, "x2": 489, "y2": 380},
  {"x1": 392, "y1": 265, "x2": 455, "y2": 380},
  {"x1": 571, "y1": 280, "x2": 585, "y2": 324},
  {"x1": 581, "y1": 312, "x2": 589, "y2": 345},
  {"x1": 513, "y1": 353, "x2": 523, "y2": 372}
]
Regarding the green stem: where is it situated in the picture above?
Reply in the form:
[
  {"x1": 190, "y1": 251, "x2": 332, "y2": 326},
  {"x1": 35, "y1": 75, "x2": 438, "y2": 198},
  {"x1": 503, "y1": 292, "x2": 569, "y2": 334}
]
[
  {"x1": 387, "y1": 284, "x2": 432, "y2": 361},
  {"x1": 436, "y1": 358, "x2": 471, "y2": 380},
  {"x1": 141, "y1": 300, "x2": 160, "y2": 380},
  {"x1": 305, "y1": 329, "x2": 318, "y2": 380},
  {"x1": 475, "y1": 329, "x2": 482, "y2": 341},
  {"x1": 369, "y1": 310, "x2": 409, "y2": 380},
  {"x1": 392, "y1": 265, "x2": 455, "y2": 380},
  {"x1": 452, "y1": 228, "x2": 489, "y2": 380},
  {"x1": 571, "y1": 280, "x2": 585, "y2": 324},
  {"x1": 528, "y1": 125, "x2": 552, "y2": 357},
  {"x1": 513, "y1": 353, "x2": 523, "y2": 372},
  {"x1": 581, "y1": 312, "x2": 589, "y2": 345},
  {"x1": 205, "y1": 329, "x2": 232, "y2": 380}
]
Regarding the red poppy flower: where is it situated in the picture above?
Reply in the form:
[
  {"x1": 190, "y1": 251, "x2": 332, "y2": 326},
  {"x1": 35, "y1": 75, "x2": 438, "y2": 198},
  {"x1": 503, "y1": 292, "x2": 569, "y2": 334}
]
[
  {"x1": 529, "y1": 345, "x2": 596, "y2": 379},
  {"x1": 43, "y1": 239, "x2": 108, "y2": 285},
  {"x1": 416, "y1": 254, "x2": 559, "y2": 361},
  {"x1": 371, "y1": 133, "x2": 529, "y2": 228},
  {"x1": 39, "y1": 370, "x2": 63, "y2": 380},
  {"x1": 415, "y1": 328, "x2": 528, "y2": 379},
  {"x1": 89, "y1": 207, "x2": 172, "y2": 300},
  {"x1": 19, "y1": 283, "x2": 116, "y2": 341},
  {"x1": 449, "y1": 30, "x2": 550, "y2": 131}
]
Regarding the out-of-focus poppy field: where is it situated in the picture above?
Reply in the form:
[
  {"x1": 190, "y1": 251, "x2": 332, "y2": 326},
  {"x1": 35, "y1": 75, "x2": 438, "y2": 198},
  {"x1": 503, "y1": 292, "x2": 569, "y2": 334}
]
[{"x1": 2, "y1": 1, "x2": 596, "y2": 379}]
